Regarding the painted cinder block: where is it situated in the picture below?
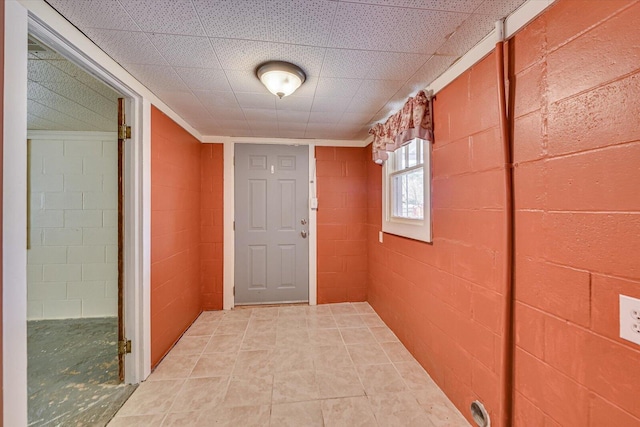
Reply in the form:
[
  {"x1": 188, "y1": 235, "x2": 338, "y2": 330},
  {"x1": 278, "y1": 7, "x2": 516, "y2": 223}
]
[{"x1": 43, "y1": 264, "x2": 81, "y2": 282}]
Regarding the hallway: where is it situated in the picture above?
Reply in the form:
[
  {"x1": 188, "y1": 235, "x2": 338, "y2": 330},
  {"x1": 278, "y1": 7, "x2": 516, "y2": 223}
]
[{"x1": 108, "y1": 303, "x2": 469, "y2": 426}]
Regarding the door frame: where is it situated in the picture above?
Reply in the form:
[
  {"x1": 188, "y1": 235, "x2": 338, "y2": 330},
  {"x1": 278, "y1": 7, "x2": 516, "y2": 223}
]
[
  {"x1": 3, "y1": 2, "x2": 152, "y2": 425},
  {"x1": 224, "y1": 141, "x2": 317, "y2": 309}
]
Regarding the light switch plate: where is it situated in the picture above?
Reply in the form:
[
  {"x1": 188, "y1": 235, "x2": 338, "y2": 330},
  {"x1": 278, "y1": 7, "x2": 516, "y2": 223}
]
[{"x1": 619, "y1": 294, "x2": 640, "y2": 346}]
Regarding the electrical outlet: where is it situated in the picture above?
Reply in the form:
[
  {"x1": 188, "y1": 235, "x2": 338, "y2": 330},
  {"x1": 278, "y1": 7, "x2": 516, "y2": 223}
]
[{"x1": 619, "y1": 295, "x2": 640, "y2": 346}]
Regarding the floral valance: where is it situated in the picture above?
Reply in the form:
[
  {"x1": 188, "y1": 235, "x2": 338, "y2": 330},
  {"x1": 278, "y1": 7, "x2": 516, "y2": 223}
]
[{"x1": 369, "y1": 90, "x2": 433, "y2": 164}]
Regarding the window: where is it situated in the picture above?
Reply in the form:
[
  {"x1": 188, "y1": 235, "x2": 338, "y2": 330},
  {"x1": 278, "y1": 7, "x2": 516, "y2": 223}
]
[{"x1": 382, "y1": 138, "x2": 432, "y2": 242}]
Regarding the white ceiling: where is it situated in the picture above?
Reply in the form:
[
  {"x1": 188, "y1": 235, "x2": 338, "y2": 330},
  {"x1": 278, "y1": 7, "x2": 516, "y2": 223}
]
[
  {"x1": 44, "y1": 0, "x2": 528, "y2": 140},
  {"x1": 27, "y1": 41, "x2": 120, "y2": 132}
]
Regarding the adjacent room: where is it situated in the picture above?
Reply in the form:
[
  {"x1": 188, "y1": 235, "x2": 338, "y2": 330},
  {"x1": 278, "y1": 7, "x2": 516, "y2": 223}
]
[
  {"x1": 25, "y1": 36, "x2": 135, "y2": 426},
  {"x1": 2, "y1": 0, "x2": 639, "y2": 426}
]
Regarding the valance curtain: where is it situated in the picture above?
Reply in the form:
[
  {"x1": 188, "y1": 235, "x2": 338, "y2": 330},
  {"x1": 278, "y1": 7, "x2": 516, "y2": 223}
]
[{"x1": 369, "y1": 90, "x2": 434, "y2": 164}]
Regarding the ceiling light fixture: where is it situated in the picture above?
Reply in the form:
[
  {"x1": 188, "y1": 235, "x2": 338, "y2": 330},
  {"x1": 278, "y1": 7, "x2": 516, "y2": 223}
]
[{"x1": 256, "y1": 61, "x2": 306, "y2": 99}]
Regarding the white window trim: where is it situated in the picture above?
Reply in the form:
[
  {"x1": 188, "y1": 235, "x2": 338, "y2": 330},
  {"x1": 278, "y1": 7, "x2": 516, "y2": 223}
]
[{"x1": 382, "y1": 139, "x2": 432, "y2": 243}]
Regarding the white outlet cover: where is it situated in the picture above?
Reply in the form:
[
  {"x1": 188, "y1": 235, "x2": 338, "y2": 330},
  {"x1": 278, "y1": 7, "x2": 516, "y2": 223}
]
[{"x1": 619, "y1": 294, "x2": 640, "y2": 346}]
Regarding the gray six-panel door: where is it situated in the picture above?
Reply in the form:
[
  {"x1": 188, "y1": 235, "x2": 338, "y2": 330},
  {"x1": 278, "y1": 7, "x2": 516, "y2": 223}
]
[{"x1": 234, "y1": 144, "x2": 309, "y2": 304}]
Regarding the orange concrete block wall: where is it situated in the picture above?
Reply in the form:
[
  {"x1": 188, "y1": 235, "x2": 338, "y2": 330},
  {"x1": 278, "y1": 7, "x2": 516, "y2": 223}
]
[
  {"x1": 367, "y1": 0, "x2": 640, "y2": 425},
  {"x1": 150, "y1": 107, "x2": 203, "y2": 367},
  {"x1": 200, "y1": 144, "x2": 224, "y2": 310},
  {"x1": 316, "y1": 146, "x2": 368, "y2": 303}
]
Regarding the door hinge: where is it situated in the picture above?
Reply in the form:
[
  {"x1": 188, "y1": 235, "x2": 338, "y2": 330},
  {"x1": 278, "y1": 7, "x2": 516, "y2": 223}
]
[
  {"x1": 233, "y1": 286, "x2": 235, "y2": 296},
  {"x1": 118, "y1": 339, "x2": 132, "y2": 355},
  {"x1": 233, "y1": 221, "x2": 235, "y2": 231},
  {"x1": 118, "y1": 124, "x2": 131, "y2": 140}
]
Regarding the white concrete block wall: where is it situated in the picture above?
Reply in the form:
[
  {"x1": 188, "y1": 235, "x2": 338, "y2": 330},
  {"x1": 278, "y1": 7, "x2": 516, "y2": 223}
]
[{"x1": 27, "y1": 132, "x2": 118, "y2": 319}]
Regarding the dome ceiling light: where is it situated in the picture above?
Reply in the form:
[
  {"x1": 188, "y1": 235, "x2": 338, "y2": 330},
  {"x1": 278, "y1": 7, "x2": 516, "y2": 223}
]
[{"x1": 256, "y1": 61, "x2": 306, "y2": 99}]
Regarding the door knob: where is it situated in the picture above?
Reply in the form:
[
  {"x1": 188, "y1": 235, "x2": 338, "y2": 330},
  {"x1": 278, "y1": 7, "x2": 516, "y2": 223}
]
[
  {"x1": 300, "y1": 230, "x2": 308, "y2": 238},
  {"x1": 301, "y1": 219, "x2": 307, "y2": 225}
]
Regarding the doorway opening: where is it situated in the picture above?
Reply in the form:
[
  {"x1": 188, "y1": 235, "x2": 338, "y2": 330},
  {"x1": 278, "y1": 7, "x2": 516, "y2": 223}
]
[
  {"x1": 25, "y1": 35, "x2": 135, "y2": 425},
  {"x1": 234, "y1": 144, "x2": 310, "y2": 306}
]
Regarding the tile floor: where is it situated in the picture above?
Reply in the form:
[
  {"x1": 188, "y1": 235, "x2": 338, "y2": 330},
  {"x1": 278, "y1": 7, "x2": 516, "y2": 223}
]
[{"x1": 109, "y1": 302, "x2": 470, "y2": 426}]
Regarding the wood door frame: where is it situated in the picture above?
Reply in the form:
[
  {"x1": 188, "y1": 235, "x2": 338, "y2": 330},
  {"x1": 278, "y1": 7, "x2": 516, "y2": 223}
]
[{"x1": 223, "y1": 141, "x2": 318, "y2": 310}]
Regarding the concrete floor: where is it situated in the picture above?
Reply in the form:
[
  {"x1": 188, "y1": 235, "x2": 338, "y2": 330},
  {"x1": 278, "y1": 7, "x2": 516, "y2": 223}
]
[
  {"x1": 109, "y1": 302, "x2": 469, "y2": 426},
  {"x1": 28, "y1": 317, "x2": 136, "y2": 426}
]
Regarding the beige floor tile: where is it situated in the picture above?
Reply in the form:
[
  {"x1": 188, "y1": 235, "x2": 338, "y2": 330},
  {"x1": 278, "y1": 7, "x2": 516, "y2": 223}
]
[
  {"x1": 279, "y1": 305, "x2": 308, "y2": 316},
  {"x1": 307, "y1": 314, "x2": 338, "y2": 329},
  {"x1": 382, "y1": 341, "x2": 415, "y2": 362},
  {"x1": 352, "y1": 302, "x2": 375, "y2": 314},
  {"x1": 273, "y1": 370, "x2": 319, "y2": 403},
  {"x1": 197, "y1": 405, "x2": 271, "y2": 427},
  {"x1": 369, "y1": 326, "x2": 399, "y2": 343},
  {"x1": 215, "y1": 320, "x2": 249, "y2": 335},
  {"x1": 340, "y1": 327, "x2": 376, "y2": 345},
  {"x1": 368, "y1": 391, "x2": 434, "y2": 427},
  {"x1": 329, "y1": 303, "x2": 358, "y2": 315},
  {"x1": 271, "y1": 346, "x2": 314, "y2": 373},
  {"x1": 247, "y1": 318, "x2": 277, "y2": 334},
  {"x1": 161, "y1": 411, "x2": 200, "y2": 426},
  {"x1": 108, "y1": 414, "x2": 166, "y2": 426},
  {"x1": 198, "y1": 311, "x2": 225, "y2": 321},
  {"x1": 233, "y1": 349, "x2": 273, "y2": 376},
  {"x1": 321, "y1": 396, "x2": 378, "y2": 427},
  {"x1": 223, "y1": 375, "x2": 273, "y2": 407},
  {"x1": 241, "y1": 331, "x2": 277, "y2": 350},
  {"x1": 359, "y1": 313, "x2": 387, "y2": 328},
  {"x1": 276, "y1": 328, "x2": 310, "y2": 347},
  {"x1": 306, "y1": 305, "x2": 333, "y2": 315},
  {"x1": 250, "y1": 306, "x2": 279, "y2": 319},
  {"x1": 347, "y1": 343, "x2": 390, "y2": 365},
  {"x1": 203, "y1": 334, "x2": 243, "y2": 353},
  {"x1": 221, "y1": 309, "x2": 253, "y2": 321},
  {"x1": 312, "y1": 345, "x2": 354, "y2": 371},
  {"x1": 184, "y1": 318, "x2": 219, "y2": 337},
  {"x1": 116, "y1": 379, "x2": 184, "y2": 416},
  {"x1": 190, "y1": 352, "x2": 236, "y2": 378},
  {"x1": 414, "y1": 388, "x2": 470, "y2": 427},
  {"x1": 170, "y1": 376, "x2": 228, "y2": 412},
  {"x1": 357, "y1": 363, "x2": 407, "y2": 395},
  {"x1": 308, "y1": 328, "x2": 344, "y2": 345},
  {"x1": 316, "y1": 367, "x2": 365, "y2": 399},
  {"x1": 148, "y1": 354, "x2": 199, "y2": 381},
  {"x1": 334, "y1": 314, "x2": 366, "y2": 328},
  {"x1": 271, "y1": 400, "x2": 324, "y2": 427},
  {"x1": 395, "y1": 360, "x2": 437, "y2": 390},
  {"x1": 170, "y1": 336, "x2": 210, "y2": 355}
]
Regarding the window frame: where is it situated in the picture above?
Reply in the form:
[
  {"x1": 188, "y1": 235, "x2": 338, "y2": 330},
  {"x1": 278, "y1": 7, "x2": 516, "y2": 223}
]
[{"x1": 381, "y1": 138, "x2": 432, "y2": 243}]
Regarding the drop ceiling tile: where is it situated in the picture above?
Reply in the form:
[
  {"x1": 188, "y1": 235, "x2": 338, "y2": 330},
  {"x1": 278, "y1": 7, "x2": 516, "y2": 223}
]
[
  {"x1": 277, "y1": 130, "x2": 306, "y2": 139},
  {"x1": 320, "y1": 49, "x2": 380, "y2": 79},
  {"x1": 276, "y1": 110, "x2": 310, "y2": 123},
  {"x1": 353, "y1": 79, "x2": 404, "y2": 100},
  {"x1": 46, "y1": 0, "x2": 140, "y2": 31},
  {"x1": 401, "y1": 54, "x2": 456, "y2": 91},
  {"x1": 216, "y1": 119, "x2": 251, "y2": 130},
  {"x1": 175, "y1": 68, "x2": 231, "y2": 92},
  {"x1": 235, "y1": 92, "x2": 276, "y2": 110},
  {"x1": 221, "y1": 129, "x2": 255, "y2": 137},
  {"x1": 275, "y1": 96, "x2": 313, "y2": 112},
  {"x1": 193, "y1": 0, "x2": 269, "y2": 39},
  {"x1": 36, "y1": 81, "x2": 116, "y2": 119},
  {"x1": 436, "y1": 13, "x2": 496, "y2": 57},
  {"x1": 147, "y1": 34, "x2": 220, "y2": 69},
  {"x1": 227, "y1": 70, "x2": 267, "y2": 94},
  {"x1": 124, "y1": 64, "x2": 189, "y2": 92},
  {"x1": 308, "y1": 112, "x2": 343, "y2": 124},
  {"x1": 338, "y1": 0, "x2": 483, "y2": 12},
  {"x1": 314, "y1": 78, "x2": 362, "y2": 98},
  {"x1": 195, "y1": 91, "x2": 240, "y2": 110},
  {"x1": 83, "y1": 28, "x2": 167, "y2": 65},
  {"x1": 340, "y1": 112, "x2": 376, "y2": 124},
  {"x1": 208, "y1": 108, "x2": 246, "y2": 121},
  {"x1": 310, "y1": 97, "x2": 348, "y2": 114},
  {"x1": 210, "y1": 39, "x2": 272, "y2": 70},
  {"x1": 366, "y1": 52, "x2": 429, "y2": 80},
  {"x1": 268, "y1": 44, "x2": 326, "y2": 77},
  {"x1": 48, "y1": 60, "x2": 122, "y2": 100},
  {"x1": 476, "y1": 0, "x2": 527, "y2": 17},
  {"x1": 278, "y1": 122, "x2": 308, "y2": 132},
  {"x1": 266, "y1": 0, "x2": 337, "y2": 46},
  {"x1": 328, "y1": 3, "x2": 407, "y2": 51},
  {"x1": 28, "y1": 112, "x2": 61, "y2": 131},
  {"x1": 344, "y1": 97, "x2": 388, "y2": 115},
  {"x1": 119, "y1": 0, "x2": 204, "y2": 36},
  {"x1": 154, "y1": 91, "x2": 205, "y2": 118},
  {"x1": 242, "y1": 108, "x2": 278, "y2": 122},
  {"x1": 399, "y1": 9, "x2": 470, "y2": 54}
]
